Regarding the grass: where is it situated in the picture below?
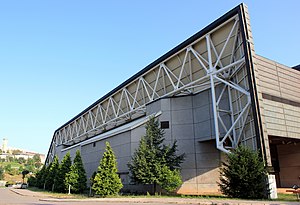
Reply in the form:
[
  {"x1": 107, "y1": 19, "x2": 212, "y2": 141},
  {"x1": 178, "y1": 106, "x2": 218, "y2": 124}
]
[
  {"x1": 277, "y1": 193, "x2": 299, "y2": 202},
  {"x1": 26, "y1": 187, "x2": 299, "y2": 202},
  {"x1": 27, "y1": 187, "x2": 88, "y2": 199}
]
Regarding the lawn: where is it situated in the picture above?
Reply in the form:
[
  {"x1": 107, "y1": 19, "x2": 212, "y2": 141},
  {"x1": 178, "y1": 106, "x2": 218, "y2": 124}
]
[{"x1": 27, "y1": 187, "x2": 299, "y2": 202}]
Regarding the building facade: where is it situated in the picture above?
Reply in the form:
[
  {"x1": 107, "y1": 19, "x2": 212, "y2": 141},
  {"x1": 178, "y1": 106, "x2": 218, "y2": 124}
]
[{"x1": 46, "y1": 4, "x2": 300, "y2": 196}]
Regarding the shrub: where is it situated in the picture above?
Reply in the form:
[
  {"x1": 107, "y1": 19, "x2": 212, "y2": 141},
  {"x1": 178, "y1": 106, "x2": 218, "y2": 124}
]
[
  {"x1": 159, "y1": 165, "x2": 182, "y2": 192},
  {"x1": 219, "y1": 145, "x2": 269, "y2": 199},
  {"x1": 27, "y1": 175, "x2": 37, "y2": 187}
]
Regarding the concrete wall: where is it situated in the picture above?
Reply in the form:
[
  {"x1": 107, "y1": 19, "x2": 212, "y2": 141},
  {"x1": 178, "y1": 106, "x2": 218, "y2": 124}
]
[
  {"x1": 146, "y1": 93, "x2": 222, "y2": 194},
  {"x1": 57, "y1": 87, "x2": 256, "y2": 194},
  {"x1": 59, "y1": 124, "x2": 146, "y2": 189}
]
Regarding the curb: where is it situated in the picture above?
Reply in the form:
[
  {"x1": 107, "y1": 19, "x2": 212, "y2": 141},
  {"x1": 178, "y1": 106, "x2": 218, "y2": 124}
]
[{"x1": 9, "y1": 188, "x2": 50, "y2": 198}]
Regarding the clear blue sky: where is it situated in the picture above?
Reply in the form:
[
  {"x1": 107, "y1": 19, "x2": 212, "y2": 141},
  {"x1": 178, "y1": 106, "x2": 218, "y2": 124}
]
[{"x1": 0, "y1": 1, "x2": 299, "y2": 155}]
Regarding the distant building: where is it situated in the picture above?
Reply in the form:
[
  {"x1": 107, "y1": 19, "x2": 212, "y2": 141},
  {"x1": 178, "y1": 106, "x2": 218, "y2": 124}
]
[
  {"x1": 2, "y1": 138, "x2": 8, "y2": 153},
  {"x1": 0, "y1": 138, "x2": 45, "y2": 162}
]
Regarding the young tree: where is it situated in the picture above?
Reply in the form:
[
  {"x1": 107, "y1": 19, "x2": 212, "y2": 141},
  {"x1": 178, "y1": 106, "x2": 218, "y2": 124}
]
[
  {"x1": 128, "y1": 117, "x2": 185, "y2": 193},
  {"x1": 45, "y1": 155, "x2": 59, "y2": 191},
  {"x1": 4, "y1": 164, "x2": 12, "y2": 174},
  {"x1": 54, "y1": 152, "x2": 72, "y2": 193},
  {"x1": 33, "y1": 154, "x2": 42, "y2": 169},
  {"x1": 65, "y1": 150, "x2": 87, "y2": 193},
  {"x1": 35, "y1": 165, "x2": 47, "y2": 189},
  {"x1": 92, "y1": 142, "x2": 123, "y2": 196},
  {"x1": 219, "y1": 145, "x2": 269, "y2": 199},
  {"x1": 0, "y1": 167, "x2": 4, "y2": 180},
  {"x1": 25, "y1": 158, "x2": 35, "y2": 173}
]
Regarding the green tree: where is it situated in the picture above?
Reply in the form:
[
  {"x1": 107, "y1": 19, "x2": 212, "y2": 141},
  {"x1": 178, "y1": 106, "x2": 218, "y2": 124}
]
[
  {"x1": 159, "y1": 165, "x2": 182, "y2": 192},
  {"x1": 54, "y1": 152, "x2": 72, "y2": 193},
  {"x1": 65, "y1": 150, "x2": 87, "y2": 193},
  {"x1": 25, "y1": 158, "x2": 36, "y2": 172},
  {"x1": 0, "y1": 167, "x2": 4, "y2": 180},
  {"x1": 17, "y1": 157, "x2": 26, "y2": 164},
  {"x1": 45, "y1": 155, "x2": 59, "y2": 191},
  {"x1": 27, "y1": 175, "x2": 37, "y2": 187},
  {"x1": 92, "y1": 142, "x2": 123, "y2": 196},
  {"x1": 128, "y1": 117, "x2": 185, "y2": 193},
  {"x1": 4, "y1": 164, "x2": 12, "y2": 173},
  {"x1": 35, "y1": 165, "x2": 47, "y2": 189},
  {"x1": 219, "y1": 145, "x2": 269, "y2": 199},
  {"x1": 33, "y1": 154, "x2": 42, "y2": 169}
]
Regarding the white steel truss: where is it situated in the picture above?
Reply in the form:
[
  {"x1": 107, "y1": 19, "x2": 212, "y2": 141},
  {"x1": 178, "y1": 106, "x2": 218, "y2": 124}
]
[{"x1": 48, "y1": 14, "x2": 255, "y2": 160}]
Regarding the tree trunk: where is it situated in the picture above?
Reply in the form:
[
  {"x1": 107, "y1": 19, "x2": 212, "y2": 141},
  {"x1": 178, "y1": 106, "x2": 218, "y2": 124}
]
[{"x1": 153, "y1": 182, "x2": 157, "y2": 195}]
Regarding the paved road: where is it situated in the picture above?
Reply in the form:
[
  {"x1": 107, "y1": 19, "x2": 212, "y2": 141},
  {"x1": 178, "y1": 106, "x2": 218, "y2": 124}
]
[
  {"x1": 1, "y1": 187, "x2": 299, "y2": 205},
  {"x1": 1, "y1": 188, "x2": 200, "y2": 205}
]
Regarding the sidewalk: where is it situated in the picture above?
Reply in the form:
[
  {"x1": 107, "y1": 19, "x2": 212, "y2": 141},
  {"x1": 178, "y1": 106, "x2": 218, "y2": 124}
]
[{"x1": 10, "y1": 188, "x2": 300, "y2": 205}]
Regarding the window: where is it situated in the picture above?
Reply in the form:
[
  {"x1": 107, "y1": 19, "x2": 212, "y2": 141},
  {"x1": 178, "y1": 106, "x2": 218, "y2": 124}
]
[{"x1": 160, "y1": 121, "x2": 169, "y2": 129}]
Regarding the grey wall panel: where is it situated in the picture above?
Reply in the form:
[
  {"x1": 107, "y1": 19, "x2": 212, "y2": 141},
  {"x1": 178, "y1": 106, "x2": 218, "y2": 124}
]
[
  {"x1": 192, "y1": 91, "x2": 211, "y2": 108},
  {"x1": 171, "y1": 124, "x2": 194, "y2": 140},
  {"x1": 194, "y1": 120, "x2": 212, "y2": 140}
]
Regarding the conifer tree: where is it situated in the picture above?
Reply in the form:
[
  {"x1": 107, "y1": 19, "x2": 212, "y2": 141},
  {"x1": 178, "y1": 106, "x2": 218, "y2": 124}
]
[
  {"x1": 65, "y1": 150, "x2": 87, "y2": 193},
  {"x1": 38, "y1": 163, "x2": 51, "y2": 189},
  {"x1": 54, "y1": 152, "x2": 72, "y2": 192},
  {"x1": 219, "y1": 145, "x2": 269, "y2": 199},
  {"x1": 45, "y1": 155, "x2": 59, "y2": 191},
  {"x1": 33, "y1": 165, "x2": 45, "y2": 188},
  {"x1": 92, "y1": 142, "x2": 123, "y2": 196},
  {"x1": 128, "y1": 117, "x2": 185, "y2": 193}
]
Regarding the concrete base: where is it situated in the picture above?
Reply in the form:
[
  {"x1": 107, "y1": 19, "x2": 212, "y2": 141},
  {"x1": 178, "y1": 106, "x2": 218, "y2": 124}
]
[{"x1": 268, "y1": 174, "x2": 278, "y2": 199}]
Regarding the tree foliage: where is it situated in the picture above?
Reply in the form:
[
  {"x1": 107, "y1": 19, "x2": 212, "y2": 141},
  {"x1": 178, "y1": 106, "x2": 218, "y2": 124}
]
[
  {"x1": 45, "y1": 155, "x2": 59, "y2": 191},
  {"x1": 54, "y1": 152, "x2": 72, "y2": 193},
  {"x1": 159, "y1": 165, "x2": 182, "y2": 192},
  {"x1": 33, "y1": 154, "x2": 43, "y2": 169},
  {"x1": 128, "y1": 117, "x2": 185, "y2": 193},
  {"x1": 65, "y1": 150, "x2": 87, "y2": 193},
  {"x1": 0, "y1": 167, "x2": 4, "y2": 180},
  {"x1": 92, "y1": 142, "x2": 123, "y2": 196},
  {"x1": 219, "y1": 145, "x2": 269, "y2": 199}
]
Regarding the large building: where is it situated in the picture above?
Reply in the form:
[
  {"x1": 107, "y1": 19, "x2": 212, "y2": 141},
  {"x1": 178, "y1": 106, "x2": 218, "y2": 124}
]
[{"x1": 46, "y1": 4, "x2": 300, "y2": 197}]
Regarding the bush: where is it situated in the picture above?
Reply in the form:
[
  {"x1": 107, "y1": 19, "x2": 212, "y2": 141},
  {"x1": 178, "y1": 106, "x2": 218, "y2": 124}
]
[
  {"x1": 159, "y1": 165, "x2": 182, "y2": 192},
  {"x1": 219, "y1": 145, "x2": 269, "y2": 199},
  {"x1": 27, "y1": 176, "x2": 37, "y2": 187}
]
